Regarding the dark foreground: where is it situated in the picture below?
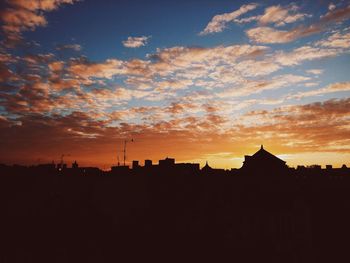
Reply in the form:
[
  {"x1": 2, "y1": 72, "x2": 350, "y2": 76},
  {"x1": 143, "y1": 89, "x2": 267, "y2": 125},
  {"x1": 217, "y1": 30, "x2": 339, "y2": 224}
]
[{"x1": 1, "y1": 174, "x2": 350, "y2": 263}]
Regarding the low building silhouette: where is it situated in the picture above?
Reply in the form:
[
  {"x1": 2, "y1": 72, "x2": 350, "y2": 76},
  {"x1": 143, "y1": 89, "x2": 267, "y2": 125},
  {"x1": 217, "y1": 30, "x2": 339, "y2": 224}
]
[
  {"x1": 111, "y1": 165, "x2": 130, "y2": 175},
  {"x1": 201, "y1": 161, "x2": 227, "y2": 176},
  {"x1": 132, "y1": 160, "x2": 140, "y2": 170}
]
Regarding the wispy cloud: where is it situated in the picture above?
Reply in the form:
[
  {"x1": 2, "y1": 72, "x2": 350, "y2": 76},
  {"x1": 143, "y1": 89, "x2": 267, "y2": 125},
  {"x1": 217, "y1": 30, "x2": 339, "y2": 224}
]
[
  {"x1": 246, "y1": 5, "x2": 350, "y2": 44},
  {"x1": 56, "y1": 44, "x2": 82, "y2": 51},
  {"x1": 306, "y1": 69, "x2": 324, "y2": 75},
  {"x1": 273, "y1": 46, "x2": 340, "y2": 66},
  {"x1": 200, "y1": 3, "x2": 258, "y2": 35},
  {"x1": 122, "y1": 36, "x2": 150, "y2": 48},
  {"x1": 217, "y1": 74, "x2": 310, "y2": 98},
  {"x1": 289, "y1": 82, "x2": 350, "y2": 99},
  {"x1": 315, "y1": 29, "x2": 350, "y2": 49}
]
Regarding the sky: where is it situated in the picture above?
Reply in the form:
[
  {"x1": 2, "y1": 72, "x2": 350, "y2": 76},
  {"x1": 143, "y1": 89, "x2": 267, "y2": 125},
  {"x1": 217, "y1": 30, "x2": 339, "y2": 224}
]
[{"x1": 0, "y1": 0, "x2": 349, "y2": 169}]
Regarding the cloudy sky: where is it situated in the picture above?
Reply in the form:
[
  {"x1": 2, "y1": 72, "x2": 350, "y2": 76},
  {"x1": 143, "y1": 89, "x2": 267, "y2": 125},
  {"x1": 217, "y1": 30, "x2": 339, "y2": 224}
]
[{"x1": 0, "y1": 0, "x2": 349, "y2": 169}]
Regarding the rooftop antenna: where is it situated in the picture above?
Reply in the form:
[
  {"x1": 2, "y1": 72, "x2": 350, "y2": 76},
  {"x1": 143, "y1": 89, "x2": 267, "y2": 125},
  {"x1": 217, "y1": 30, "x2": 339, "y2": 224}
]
[
  {"x1": 60, "y1": 154, "x2": 70, "y2": 166},
  {"x1": 123, "y1": 138, "x2": 134, "y2": 166},
  {"x1": 60, "y1": 154, "x2": 64, "y2": 167}
]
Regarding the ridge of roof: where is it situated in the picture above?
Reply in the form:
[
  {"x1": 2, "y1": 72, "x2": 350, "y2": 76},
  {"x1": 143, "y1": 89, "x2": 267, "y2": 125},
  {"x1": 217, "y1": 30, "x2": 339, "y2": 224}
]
[{"x1": 252, "y1": 147, "x2": 286, "y2": 163}]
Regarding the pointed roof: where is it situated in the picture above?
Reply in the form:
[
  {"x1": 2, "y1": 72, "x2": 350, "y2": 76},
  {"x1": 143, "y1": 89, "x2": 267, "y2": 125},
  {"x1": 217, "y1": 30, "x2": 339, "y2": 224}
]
[
  {"x1": 252, "y1": 146, "x2": 286, "y2": 164},
  {"x1": 202, "y1": 161, "x2": 212, "y2": 171}
]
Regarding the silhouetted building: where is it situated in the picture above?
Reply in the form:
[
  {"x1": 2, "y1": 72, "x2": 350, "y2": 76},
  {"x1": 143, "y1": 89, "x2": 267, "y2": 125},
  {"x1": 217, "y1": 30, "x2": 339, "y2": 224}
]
[
  {"x1": 241, "y1": 145, "x2": 287, "y2": 175},
  {"x1": 155, "y1": 157, "x2": 200, "y2": 175},
  {"x1": 72, "y1": 160, "x2": 79, "y2": 169},
  {"x1": 36, "y1": 163, "x2": 56, "y2": 170},
  {"x1": 132, "y1": 160, "x2": 139, "y2": 169},
  {"x1": 79, "y1": 167, "x2": 101, "y2": 176},
  {"x1": 159, "y1": 157, "x2": 175, "y2": 167},
  {"x1": 297, "y1": 165, "x2": 306, "y2": 170},
  {"x1": 201, "y1": 161, "x2": 227, "y2": 176},
  {"x1": 308, "y1": 165, "x2": 321, "y2": 170},
  {"x1": 175, "y1": 163, "x2": 200, "y2": 175},
  {"x1": 145, "y1": 159, "x2": 152, "y2": 167},
  {"x1": 57, "y1": 163, "x2": 67, "y2": 171},
  {"x1": 202, "y1": 161, "x2": 212, "y2": 173},
  {"x1": 31, "y1": 162, "x2": 57, "y2": 175},
  {"x1": 111, "y1": 165, "x2": 130, "y2": 175}
]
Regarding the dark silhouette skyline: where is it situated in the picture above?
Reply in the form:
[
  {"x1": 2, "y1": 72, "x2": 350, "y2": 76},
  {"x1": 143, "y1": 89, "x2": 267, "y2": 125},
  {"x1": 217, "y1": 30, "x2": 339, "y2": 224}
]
[
  {"x1": 1, "y1": 145, "x2": 350, "y2": 262},
  {"x1": 1, "y1": 145, "x2": 348, "y2": 177}
]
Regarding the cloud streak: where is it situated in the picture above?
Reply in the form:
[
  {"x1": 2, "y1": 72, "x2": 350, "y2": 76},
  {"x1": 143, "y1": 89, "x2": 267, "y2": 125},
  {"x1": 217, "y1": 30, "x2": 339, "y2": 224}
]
[{"x1": 290, "y1": 82, "x2": 350, "y2": 99}]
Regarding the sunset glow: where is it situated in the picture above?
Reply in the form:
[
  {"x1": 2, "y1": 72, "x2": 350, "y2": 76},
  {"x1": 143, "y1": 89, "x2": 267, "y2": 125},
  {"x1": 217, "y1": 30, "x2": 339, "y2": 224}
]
[{"x1": 0, "y1": 0, "x2": 349, "y2": 169}]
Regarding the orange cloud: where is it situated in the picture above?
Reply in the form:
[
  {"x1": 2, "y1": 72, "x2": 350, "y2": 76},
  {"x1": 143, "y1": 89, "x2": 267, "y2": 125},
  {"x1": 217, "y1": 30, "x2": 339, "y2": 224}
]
[
  {"x1": 68, "y1": 58, "x2": 125, "y2": 80},
  {"x1": 10, "y1": 0, "x2": 78, "y2": 11},
  {"x1": 0, "y1": 97, "x2": 349, "y2": 169},
  {"x1": 1, "y1": 0, "x2": 79, "y2": 46}
]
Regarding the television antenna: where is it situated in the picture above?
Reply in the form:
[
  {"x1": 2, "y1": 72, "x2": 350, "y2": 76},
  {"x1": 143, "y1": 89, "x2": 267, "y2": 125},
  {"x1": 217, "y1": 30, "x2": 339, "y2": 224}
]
[{"x1": 123, "y1": 138, "x2": 134, "y2": 166}]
